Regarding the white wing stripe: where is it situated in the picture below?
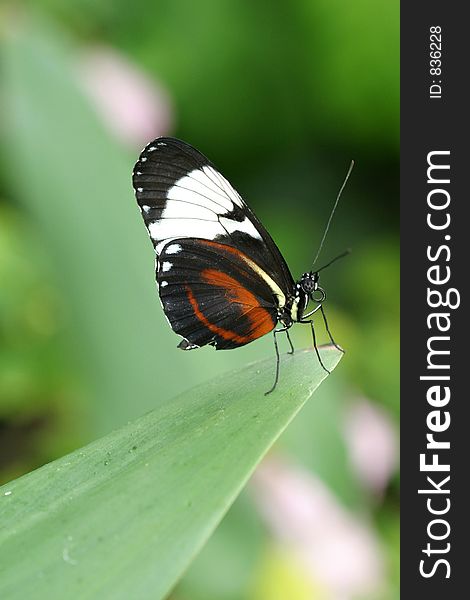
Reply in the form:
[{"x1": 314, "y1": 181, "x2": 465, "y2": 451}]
[
  {"x1": 198, "y1": 166, "x2": 228, "y2": 195},
  {"x1": 169, "y1": 182, "x2": 230, "y2": 211},
  {"x1": 144, "y1": 163, "x2": 263, "y2": 255},
  {"x1": 205, "y1": 166, "x2": 244, "y2": 208},
  {"x1": 167, "y1": 177, "x2": 231, "y2": 214},
  {"x1": 219, "y1": 215, "x2": 263, "y2": 240},
  {"x1": 162, "y1": 197, "x2": 219, "y2": 221},
  {"x1": 150, "y1": 219, "x2": 223, "y2": 253},
  {"x1": 186, "y1": 169, "x2": 234, "y2": 210}
]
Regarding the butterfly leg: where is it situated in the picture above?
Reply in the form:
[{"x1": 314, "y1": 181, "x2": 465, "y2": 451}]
[
  {"x1": 286, "y1": 329, "x2": 294, "y2": 355},
  {"x1": 265, "y1": 326, "x2": 291, "y2": 395},
  {"x1": 320, "y1": 305, "x2": 344, "y2": 353},
  {"x1": 300, "y1": 319, "x2": 330, "y2": 374}
]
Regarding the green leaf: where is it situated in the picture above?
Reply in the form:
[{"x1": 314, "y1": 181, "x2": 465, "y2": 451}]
[
  {"x1": 0, "y1": 347, "x2": 341, "y2": 600},
  {"x1": 175, "y1": 492, "x2": 266, "y2": 600}
]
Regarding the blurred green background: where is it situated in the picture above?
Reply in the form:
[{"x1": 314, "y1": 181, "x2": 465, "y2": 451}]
[{"x1": 0, "y1": 1, "x2": 399, "y2": 599}]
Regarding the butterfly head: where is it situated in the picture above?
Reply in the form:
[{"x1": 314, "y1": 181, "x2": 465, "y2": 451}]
[
  {"x1": 289, "y1": 272, "x2": 326, "y2": 323},
  {"x1": 299, "y1": 271, "x2": 326, "y2": 302}
]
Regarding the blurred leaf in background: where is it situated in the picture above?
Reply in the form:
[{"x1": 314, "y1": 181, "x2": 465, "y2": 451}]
[{"x1": 0, "y1": 1, "x2": 399, "y2": 598}]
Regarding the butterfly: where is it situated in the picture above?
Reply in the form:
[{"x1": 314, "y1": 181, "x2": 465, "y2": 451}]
[{"x1": 132, "y1": 137, "x2": 348, "y2": 393}]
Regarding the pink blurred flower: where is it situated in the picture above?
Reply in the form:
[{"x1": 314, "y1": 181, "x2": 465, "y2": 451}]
[
  {"x1": 251, "y1": 457, "x2": 384, "y2": 599},
  {"x1": 77, "y1": 46, "x2": 174, "y2": 147},
  {"x1": 343, "y1": 398, "x2": 398, "y2": 496}
]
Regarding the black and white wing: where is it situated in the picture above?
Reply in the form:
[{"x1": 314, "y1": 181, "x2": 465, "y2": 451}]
[
  {"x1": 132, "y1": 137, "x2": 294, "y2": 293},
  {"x1": 157, "y1": 238, "x2": 278, "y2": 350}
]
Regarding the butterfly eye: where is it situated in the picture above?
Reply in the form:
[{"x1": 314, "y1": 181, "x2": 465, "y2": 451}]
[{"x1": 311, "y1": 287, "x2": 326, "y2": 303}]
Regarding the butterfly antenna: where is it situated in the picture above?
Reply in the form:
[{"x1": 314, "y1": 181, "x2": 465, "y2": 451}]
[
  {"x1": 311, "y1": 160, "x2": 354, "y2": 269},
  {"x1": 316, "y1": 248, "x2": 351, "y2": 273}
]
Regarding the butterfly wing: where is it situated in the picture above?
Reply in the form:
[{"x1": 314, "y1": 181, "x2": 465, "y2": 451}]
[
  {"x1": 158, "y1": 238, "x2": 279, "y2": 349},
  {"x1": 132, "y1": 137, "x2": 294, "y2": 293}
]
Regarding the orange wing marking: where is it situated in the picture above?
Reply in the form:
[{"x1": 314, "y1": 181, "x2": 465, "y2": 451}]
[
  {"x1": 195, "y1": 239, "x2": 286, "y2": 309},
  {"x1": 185, "y1": 270, "x2": 275, "y2": 344}
]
